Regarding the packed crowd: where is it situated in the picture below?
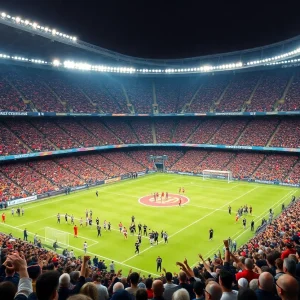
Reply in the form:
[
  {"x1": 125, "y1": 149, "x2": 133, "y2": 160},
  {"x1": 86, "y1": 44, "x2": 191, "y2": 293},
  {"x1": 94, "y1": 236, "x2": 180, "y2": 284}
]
[
  {"x1": 246, "y1": 71, "x2": 290, "y2": 112},
  {"x1": 216, "y1": 74, "x2": 260, "y2": 112},
  {"x1": 1, "y1": 196, "x2": 299, "y2": 300},
  {"x1": 0, "y1": 118, "x2": 299, "y2": 169},
  {"x1": 1, "y1": 65, "x2": 299, "y2": 114}
]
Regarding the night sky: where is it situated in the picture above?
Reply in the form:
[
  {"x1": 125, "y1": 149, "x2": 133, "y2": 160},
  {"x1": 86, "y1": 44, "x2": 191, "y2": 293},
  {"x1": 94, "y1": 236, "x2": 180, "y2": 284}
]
[{"x1": 1, "y1": 0, "x2": 300, "y2": 59}]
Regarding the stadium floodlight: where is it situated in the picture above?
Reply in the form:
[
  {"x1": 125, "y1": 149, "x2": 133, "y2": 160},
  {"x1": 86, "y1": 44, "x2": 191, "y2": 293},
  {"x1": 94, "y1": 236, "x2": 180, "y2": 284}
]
[
  {"x1": 53, "y1": 59, "x2": 61, "y2": 66},
  {"x1": 1, "y1": 12, "x2": 6, "y2": 18},
  {"x1": 52, "y1": 29, "x2": 57, "y2": 35},
  {"x1": 24, "y1": 20, "x2": 29, "y2": 25},
  {"x1": 15, "y1": 16, "x2": 21, "y2": 23}
]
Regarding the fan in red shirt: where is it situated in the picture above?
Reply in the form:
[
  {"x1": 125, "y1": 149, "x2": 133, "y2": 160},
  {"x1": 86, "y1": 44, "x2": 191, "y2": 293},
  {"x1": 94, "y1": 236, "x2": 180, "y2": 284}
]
[
  {"x1": 281, "y1": 243, "x2": 296, "y2": 259},
  {"x1": 74, "y1": 225, "x2": 78, "y2": 238},
  {"x1": 235, "y1": 258, "x2": 259, "y2": 282}
]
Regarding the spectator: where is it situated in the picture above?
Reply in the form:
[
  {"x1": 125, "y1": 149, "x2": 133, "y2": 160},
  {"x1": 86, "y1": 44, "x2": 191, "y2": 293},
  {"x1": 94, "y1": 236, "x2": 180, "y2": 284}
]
[
  {"x1": 92, "y1": 273, "x2": 109, "y2": 300},
  {"x1": 145, "y1": 278, "x2": 154, "y2": 299},
  {"x1": 237, "y1": 288, "x2": 257, "y2": 300},
  {"x1": 275, "y1": 274, "x2": 299, "y2": 300},
  {"x1": 204, "y1": 282, "x2": 222, "y2": 300},
  {"x1": 193, "y1": 281, "x2": 205, "y2": 300},
  {"x1": 172, "y1": 288, "x2": 190, "y2": 300},
  {"x1": 58, "y1": 273, "x2": 72, "y2": 300},
  {"x1": 136, "y1": 288, "x2": 148, "y2": 300},
  {"x1": 0, "y1": 281, "x2": 17, "y2": 300},
  {"x1": 219, "y1": 269, "x2": 238, "y2": 300},
  {"x1": 80, "y1": 283, "x2": 99, "y2": 300},
  {"x1": 125, "y1": 272, "x2": 139, "y2": 298},
  {"x1": 235, "y1": 259, "x2": 259, "y2": 283},
  {"x1": 249, "y1": 279, "x2": 258, "y2": 292},
  {"x1": 274, "y1": 259, "x2": 285, "y2": 281},
  {"x1": 255, "y1": 272, "x2": 277, "y2": 300},
  {"x1": 35, "y1": 270, "x2": 60, "y2": 300},
  {"x1": 152, "y1": 280, "x2": 165, "y2": 300}
]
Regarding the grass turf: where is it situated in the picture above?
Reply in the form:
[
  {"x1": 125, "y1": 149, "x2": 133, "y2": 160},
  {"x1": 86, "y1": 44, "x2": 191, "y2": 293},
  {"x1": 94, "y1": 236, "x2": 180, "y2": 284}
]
[{"x1": 0, "y1": 173, "x2": 299, "y2": 276}]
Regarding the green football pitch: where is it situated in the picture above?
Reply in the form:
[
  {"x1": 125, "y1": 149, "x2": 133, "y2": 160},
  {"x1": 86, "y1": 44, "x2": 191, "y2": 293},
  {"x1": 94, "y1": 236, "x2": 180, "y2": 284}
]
[{"x1": 0, "y1": 173, "x2": 299, "y2": 276}]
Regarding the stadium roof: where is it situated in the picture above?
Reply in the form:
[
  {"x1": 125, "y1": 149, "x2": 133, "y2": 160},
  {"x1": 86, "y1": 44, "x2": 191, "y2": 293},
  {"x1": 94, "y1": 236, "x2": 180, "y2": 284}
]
[{"x1": 1, "y1": 11, "x2": 300, "y2": 72}]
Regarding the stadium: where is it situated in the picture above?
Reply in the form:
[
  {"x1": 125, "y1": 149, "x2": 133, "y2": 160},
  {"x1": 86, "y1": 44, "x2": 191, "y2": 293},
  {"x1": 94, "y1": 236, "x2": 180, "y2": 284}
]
[{"x1": 0, "y1": 5, "x2": 300, "y2": 300}]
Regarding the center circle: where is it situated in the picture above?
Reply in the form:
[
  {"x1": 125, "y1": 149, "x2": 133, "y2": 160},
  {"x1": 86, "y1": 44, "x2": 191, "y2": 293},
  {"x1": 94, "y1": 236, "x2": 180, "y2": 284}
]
[{"x1": 138, "y1": 194, "x2": 189, "y2": 207}]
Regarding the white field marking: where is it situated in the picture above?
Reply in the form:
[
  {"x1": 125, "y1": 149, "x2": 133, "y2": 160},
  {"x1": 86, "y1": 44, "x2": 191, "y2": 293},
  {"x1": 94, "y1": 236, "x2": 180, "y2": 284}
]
[
  {"x1": 15, "y1": 215, "x2": 57, "y2": 228},
  {"x1": 14, "y1": 174, "x2": 174, "y2": 211},
  {"x1": 0, "y1": 222, "x2": 160, "y2": 276},
  {"x1": 138, "y1": 194, "x2": 190, "y2": 208},
  {"x1": 121, "y1": 186, "x2": 259, "y2": 263},
  {"x1": 191, "y1": 189, "x2": 295, "y2": 265}
]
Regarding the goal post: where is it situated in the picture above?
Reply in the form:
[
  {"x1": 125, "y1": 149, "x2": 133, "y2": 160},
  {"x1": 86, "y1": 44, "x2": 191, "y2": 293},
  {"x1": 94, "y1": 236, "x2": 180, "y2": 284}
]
[
  {"x1": 202, "y1": 170, "x2": 233, "y2": 183},
  {"x1": 44, "y1": 227, "x2": 69, "y2": 248}
]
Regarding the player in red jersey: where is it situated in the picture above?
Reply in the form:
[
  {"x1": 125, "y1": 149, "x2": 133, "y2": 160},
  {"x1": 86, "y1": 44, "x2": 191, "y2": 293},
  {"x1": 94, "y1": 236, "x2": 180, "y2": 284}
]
[
  {"x1": 235, "y1": 214, "x2": 239, "y2": 223},
  {"x1": 179, "y1": 187, "x2": 181, "y2": 194},
  {"x1": 179, "y1": 198, "x2": 182, "y2": 207},
  {"x1": 161, "y1": 192, "x2": 164, "y2": 198},
  {"x1": 123, "y1": 227, "x2": 128, "y2": 239},
  {"x1": 182, "y1": 187, "x2": 185, "y2": 194},
  {"x1": 2, "y1": 213, "x2": 5, "y2": 223},
  {"x1": 74, "y1": 225, "x2": 78, "y2": 238}
]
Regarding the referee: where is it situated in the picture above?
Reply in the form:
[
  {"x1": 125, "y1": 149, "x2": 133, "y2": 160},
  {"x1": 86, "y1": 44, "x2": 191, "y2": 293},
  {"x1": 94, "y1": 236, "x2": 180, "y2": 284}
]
[
  {"x1": 135, "y1": 240, "x2": 140, "y2": 254},
  {"x1": 156, "y1": 256, "x2": 162, "y2": 272}
]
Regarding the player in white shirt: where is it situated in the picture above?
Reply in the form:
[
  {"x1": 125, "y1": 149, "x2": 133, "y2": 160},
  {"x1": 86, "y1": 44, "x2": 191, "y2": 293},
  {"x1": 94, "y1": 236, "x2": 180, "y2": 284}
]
[
  {"x1": 11, "y1": 208, "x2": 14, "y2": 216},
  {"x1": 104, "y1": 220, "x2": 107, "y2": 231},
  {"x1": 71, "y1": 215, "x2": 74, "y2": 225},
  {"x1": 83, "y1": 241, "x2": 88, "y2": 253},
  {"x1": 86, "y1": 217, "x2": 89, "y2": 226}
]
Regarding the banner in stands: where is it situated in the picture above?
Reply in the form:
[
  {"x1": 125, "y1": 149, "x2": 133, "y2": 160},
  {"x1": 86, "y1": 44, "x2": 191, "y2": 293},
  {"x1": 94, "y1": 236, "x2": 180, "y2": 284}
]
[
  {"x1": 8, "y1": 195, "x2": 37, "y2": 206},
  {"x1": 1, "y1": 110, "x2": 300, "y2": 117},
  {"x1": 1, "y1": 143, "x2": 300, "y2": 162},
  {"x1": 105, "y1": 177, "x2": 121, "y2": 184}
]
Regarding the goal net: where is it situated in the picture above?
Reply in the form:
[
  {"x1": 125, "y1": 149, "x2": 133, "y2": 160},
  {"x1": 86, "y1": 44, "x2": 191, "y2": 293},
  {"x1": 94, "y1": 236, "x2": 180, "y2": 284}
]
[
  {"x1": 202, "y1": 170, "x2": 233, "y2": 183},
  {"x1": 44, "y1": 227, "x2": 69, "y2": 248}
]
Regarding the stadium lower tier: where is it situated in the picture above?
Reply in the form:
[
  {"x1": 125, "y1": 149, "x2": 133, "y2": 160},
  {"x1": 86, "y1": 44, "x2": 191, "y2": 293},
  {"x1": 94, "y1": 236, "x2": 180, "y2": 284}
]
[
  {"x1": 0, "y1": 116, "x2": 300, "y2": 156},
  {"x1": 0, "y1": 148, "x2": 299, "y2": 201}
]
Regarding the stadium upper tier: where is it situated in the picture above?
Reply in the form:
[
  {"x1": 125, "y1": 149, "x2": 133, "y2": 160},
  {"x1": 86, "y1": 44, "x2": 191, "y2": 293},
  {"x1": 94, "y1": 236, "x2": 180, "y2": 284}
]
[
  {"x1": 0, "y1": 149, "x2": 299, "y2": 200},
  {"x1": 0, "y1": 117, "x2": 299, "y2": 157},
  {"x1": 1, "y1": 65, "x2": 300, "y2": 114}
]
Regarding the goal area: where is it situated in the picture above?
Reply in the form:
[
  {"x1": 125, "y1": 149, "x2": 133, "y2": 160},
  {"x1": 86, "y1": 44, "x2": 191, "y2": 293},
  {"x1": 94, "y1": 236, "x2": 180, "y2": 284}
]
[
  {"x1": 44, "y1": 227, "x2": 69, "y2": 248},
  {"x1": 202, "y1": 170, "x2": 233, "y2": 183}
]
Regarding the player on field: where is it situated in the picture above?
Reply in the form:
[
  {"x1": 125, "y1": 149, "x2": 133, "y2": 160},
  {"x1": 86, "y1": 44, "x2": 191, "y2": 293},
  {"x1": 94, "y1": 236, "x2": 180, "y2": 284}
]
[
  {"x1": 123, "y1": 227, "x2": 128, "y2": 239},
  {"x1": 119, "y1": 222, "x2": 123, "y2": 233},
  {"x1": 235, "y1": 214, "x2": 239, "y2": 223},
  {"x1": 131, "y1": 215, "x2": 135, "y2": 223},
  {"x1": 96, "y1": 217, "x2": 99, "y2": 226},
  {"x1": 85, "y1": 209, "x2": 88, "y2": 218},
  {"x1": 138, "y1": 223, "x2": 142, "y2": 234},
  {"x1": 2, "y1": 213, "x2": 6, "y2": 223},
  {"x1": 83, "y1": 241, "x2": 88, "y2": 253},
  {"x1": 228, "y1": 205, "x2": 231, "y2": 215},
  {"x1": 130, "y1": 225, "x2": 135, "y2": 236},
  {"x1": 90, "y1": 210, "x2": 93, "y2": 218},
  {"x1": 251, "y1": 220, "x2": 254, "y2": 231},
  {"x1": 179, "y1": 187, "x2": 181, "y2": 194},
  {"x1": 80, "y1": 217, "x2": 83, "y2": 227},
  {"x1": 135, "y1": 240, "x2": 140, "y2": 254},
  {"x1": 65, "y1": 213, "x2": 68, "y2": 224},
  {"x1": 97, "y1": 225, "x2": 101, "y2": 237},
  {"x1": 11, "y1": 208, "x2": 14, "y2": 217},
  {"x1": 179, "y1": 198, "x2": 182, "y2": 207},
  {"x1": 163, "y1": 232, "x2": 168, "y2": 243},
  {"x1": 209, "y1": 228, "x2": 214, "y2": 241},
  {"x1": 104, "y1": 220, "x2": 107, "y2": 231},
  {"x1": 74, "y1": 225, "x2": 78, "y2": 238},
  {"x1": 154, "y1": 193, "x2": 156, "y2": 202},
  {"x1": 108, "y1": 222, "x2": 111, "y2": 231},
  {"x1": 57, "y1": 213, "x2": 60, "y2": 224},
  {"x1": 96, "y1": 190, "x2": 98, "y2": 197},
  {"x1": 138, "y1": 233, "x2": 142, "y2": 244},
  {"x1": 71, "y1": 215, "x2": 74, "y2": 225},
  {"x1": 154, "y1": 231, "x2": 159, "y2": 245},
  {"x1": 143, "y1": 224, "x2": 148, "y2": 236},
  {"x1": 161, "y1": 192, "x2": 164, "y2": 199},
  {"x1": 89, "y1": 218, "x2": 92, "y2": 227},
  {"x1": 149, "y1": 232, "x2": 154, "y2": 245},
  {"x1": 243, "y1": 218, "x2": 246, "y2": 229},
  {"x1": 86, "y1": 217, "x2": 89, "y2": 226},
  {"x1": 249, "y1": 206, "x2": 252, "y2": 215},
  {"x1": 166, "y1": 192, "x2": 168, "y2": 200},
  {"x1": 182, "y1": 187, "x2": 185, "y2": 194},
  {"x1": 21, "y1": 207, "x2": 24, "y2": 216}
]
